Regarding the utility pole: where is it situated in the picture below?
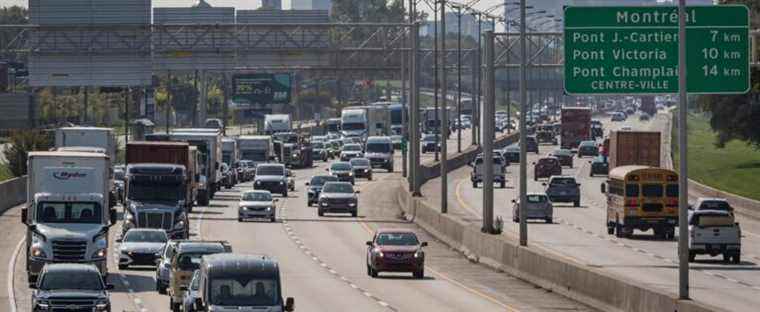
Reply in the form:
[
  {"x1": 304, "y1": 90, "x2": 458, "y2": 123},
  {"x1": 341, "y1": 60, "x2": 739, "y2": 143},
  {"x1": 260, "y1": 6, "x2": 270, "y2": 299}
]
[
  {"x1": 677, "y1": 0, "x2": 689, "y2": 300},
  {"x1": 470, "y1": 12, "x2": 478, "y2": 147},
  {"x1": 402, "y1": 20, "x2": 408, "y2": 179},
  {"x1": 518, "y1": 0, "x2": 528, "y2": 247},
  {"x1": 412, "y1": 21, "x2": 422, "y2": 196},
  {"x1": 506, "y1": 20, "x2": 512, "y2": 134},
  {"x1": 440, "y1": 0, "x2": 448, "y2": 214},
  {"x1": 482, "y1": 30, "x2": 495, "y2": 233},
  {"x1": 475, "y1": 12, "x2": 482, "y2": 146},
  {"x1": 456, "y1": 6, "x2": 462, "y2": 153},
  {"x1": 433, "y1": 3, "x2": 440, "y2": 161}
]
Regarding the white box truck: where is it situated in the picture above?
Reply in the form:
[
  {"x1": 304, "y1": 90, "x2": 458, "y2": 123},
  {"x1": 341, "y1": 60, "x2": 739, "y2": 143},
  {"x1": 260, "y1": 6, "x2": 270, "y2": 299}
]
[
  {"x1": 237, "y1": 135, "x2": 274, "y2": 165},
  {"x1": 55, "y1": 127, "x2": 117, "y2": 160},
  {"x1": 341, "y1": 108, "x2": 368, "y2": 139},
  {"x1": 22, "y1": 151, "x2": 116, "y2": 284}
]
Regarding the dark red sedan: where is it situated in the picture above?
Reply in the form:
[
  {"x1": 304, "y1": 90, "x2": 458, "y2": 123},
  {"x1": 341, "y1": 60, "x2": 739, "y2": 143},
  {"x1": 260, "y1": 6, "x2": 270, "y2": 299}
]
[{"x1": 366, "y1": 229, "x2": 427, "y2": 279}]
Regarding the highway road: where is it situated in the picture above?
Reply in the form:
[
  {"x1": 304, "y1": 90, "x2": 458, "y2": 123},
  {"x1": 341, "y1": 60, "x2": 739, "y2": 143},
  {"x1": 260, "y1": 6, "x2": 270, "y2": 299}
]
[
  {"x1": 3, "y1": 131, "x2": 593, "y2": 312},
  {"x1": 422, "y1": 111, "x2": 760, "y2": 311}
]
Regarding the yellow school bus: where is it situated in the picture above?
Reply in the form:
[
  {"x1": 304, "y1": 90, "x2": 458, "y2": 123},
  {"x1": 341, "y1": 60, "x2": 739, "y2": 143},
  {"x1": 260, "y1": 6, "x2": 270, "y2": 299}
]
[{"x1": 603, "y1": 166, "x2": 678, "y2": 239}]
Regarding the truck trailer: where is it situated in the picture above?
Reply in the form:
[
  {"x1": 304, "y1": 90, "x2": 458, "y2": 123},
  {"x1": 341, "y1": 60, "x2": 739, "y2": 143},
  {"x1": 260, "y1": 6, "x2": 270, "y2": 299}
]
[
  {"x1": 560, "y1": 107, "x2": 592, "y2": 150},
  {"x1": 608, "y1": 130, "x2": 661, "y2": 170}
]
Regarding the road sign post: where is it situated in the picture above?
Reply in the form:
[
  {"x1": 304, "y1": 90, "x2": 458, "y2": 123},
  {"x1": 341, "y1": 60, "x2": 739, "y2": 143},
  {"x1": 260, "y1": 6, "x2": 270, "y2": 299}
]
[{"x1": 564, "y1": 6, "x2": 750, "y2": 95}]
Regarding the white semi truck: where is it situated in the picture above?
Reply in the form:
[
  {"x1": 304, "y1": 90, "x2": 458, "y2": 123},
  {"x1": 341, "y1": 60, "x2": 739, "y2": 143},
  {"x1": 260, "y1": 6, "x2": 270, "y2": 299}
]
[
  {"x1": 22, "y1": 151, "x2": 116, "y2": 284},
  {"x1": 264, "y1": 114, "x2": 292, "y2": 134},
  {"x1": 55, "y1": 127, "x2": 117, "y2": 160},
  {"x1": 237, "y1": 135, "x2": 274, "y2": 165}
]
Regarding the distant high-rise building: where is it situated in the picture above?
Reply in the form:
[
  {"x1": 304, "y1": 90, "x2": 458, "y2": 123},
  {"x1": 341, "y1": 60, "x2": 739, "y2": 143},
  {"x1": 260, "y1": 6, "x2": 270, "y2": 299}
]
[
  {"x1": 291, "y1": 0, "x2": 331, "y2": 11},
  {"x1": 261, "y1": 0, "x2": 282, "y2": 10}
]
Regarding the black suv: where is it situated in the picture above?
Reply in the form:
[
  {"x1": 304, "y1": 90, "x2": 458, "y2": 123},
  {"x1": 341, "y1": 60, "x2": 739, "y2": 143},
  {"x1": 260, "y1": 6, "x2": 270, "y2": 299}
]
[
  {"x1": 318, "y1": 182, "x2": 360, "y2": 217},
  {"x1": 254, "y1": 164, "x2": 289, "y2": 197},
  {"x1": 32, "y1": 263, "x2": 113, "y2": 312}
]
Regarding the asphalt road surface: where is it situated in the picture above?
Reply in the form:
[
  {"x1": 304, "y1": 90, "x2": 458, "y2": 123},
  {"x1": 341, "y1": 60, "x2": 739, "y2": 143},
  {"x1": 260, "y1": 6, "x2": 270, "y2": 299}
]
[
  {"x1": 3, "y1": 131, "x2": 593, "y2": 312},
  {"x1": 422, "y1": 111, "x2": 760, "y2": 312}
]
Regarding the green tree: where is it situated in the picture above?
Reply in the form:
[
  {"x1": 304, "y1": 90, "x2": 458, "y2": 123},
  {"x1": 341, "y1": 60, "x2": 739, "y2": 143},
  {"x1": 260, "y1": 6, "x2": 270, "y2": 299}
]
[
  {"x1": 697, "y1": 0, "x2": 760, "y2": 148},
  {"x1": 2, "y1": 130, "x2": 52, "y2": 177}
]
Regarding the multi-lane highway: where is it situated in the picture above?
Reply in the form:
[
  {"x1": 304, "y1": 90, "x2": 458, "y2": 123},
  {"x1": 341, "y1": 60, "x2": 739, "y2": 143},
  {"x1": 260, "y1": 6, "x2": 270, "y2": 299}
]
[
  {"x1": 422, "y1": 111, "x2": 760, "y2": 312},
  {"x1": 3, "y1": 132, "x2": 594, "y2": 312}
]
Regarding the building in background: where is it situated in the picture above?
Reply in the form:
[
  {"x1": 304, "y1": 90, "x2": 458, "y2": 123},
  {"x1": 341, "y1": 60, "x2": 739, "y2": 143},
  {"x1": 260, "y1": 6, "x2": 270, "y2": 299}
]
[
  {"x1": 421, "y1": 13, "x2": 493, "y2": 40},
  {"x1": 291, "y1": 0, "x2": 332, "y2": 11},
  {"x1": 261, "y1": 0, "x2": 282, "y2": 10}
]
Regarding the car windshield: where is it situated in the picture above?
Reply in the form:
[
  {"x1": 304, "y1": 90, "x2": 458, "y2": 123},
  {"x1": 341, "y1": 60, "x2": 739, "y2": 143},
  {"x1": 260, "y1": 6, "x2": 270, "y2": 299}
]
[
  {"x1": 178, "y1": 252, "x2": 214, "y2": 271},
  {"x1": 210, "y1": 278, "x2": 279, "y2": 306},
  {"x1": 344, "y1": 144, "x2": 362, "y2": 151},
  {"x1": 39, "y1": 270, "x2": 103, "y2": 290},
  {"x1": 366, "y1": 143, "x2": 390, "y2": 153},
  {"x1": 124, "y1": 230, "x2": 168, "y2": 243},
  {"x1": 37, "y1": 202, "x2": 102, "y2": 224},
  {"x1": 114, "y1": 169, "x2": 125, "y2": 181},
  {"x1": 342, "y1": 123, "x2": 365, "y2": 131},
  {"x1": 376, "y1": 232, "x2": 419, "y2": 246},
  {"x1": 350, "y1": 159, "x2": 370, "y2": 167},
  {"x1": 310, "y1": 176, "x2": 337, "y2": 186},
  {"x1": 322, "y1": 183, "x2": 354, "y2": 193},
  {"x1": 242, "y1": 192, "x2": 272, "y2": 202},
  {"x1": 550, "y1": 178, "x2": 576, "y2": 186},
  {"x1": 699, "y1": 200, "x2": 731, "y2": 211},
  {"x1": 257, "y1": 166, "x2": 284, "y2": 176},
  {"x1": 538, "y1": 158, "x2": 557, "y2": 165},
  {"x1": 422, "y1": 135, "x2": 438, "y2": 142},
  {"x1": 331, "y1": 163, "x2": 352, "y2": 171},
  {"x1": 527, "y1": 195, "x2": 547, "y2": 203},
  {"x1": 128, "y1": 178, "x2": 184, "y2": 202}
]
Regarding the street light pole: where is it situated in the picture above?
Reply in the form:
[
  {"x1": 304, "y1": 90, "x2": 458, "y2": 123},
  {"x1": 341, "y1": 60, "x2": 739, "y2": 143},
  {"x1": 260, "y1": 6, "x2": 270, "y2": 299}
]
[
  {"x1": 440, "y1": 0, "x2": 448, "y2": 214},
  {"x1": 457, "y1": 6, "x2": 462, "y2": 153},
  {"x1": 518, "y1": 0, "x2": 528, "y2": 247},
  {"x1": 434, "y1": 3, "x2": 440, "y2": 162},
  {"x1": 677, "y1": 0, "x2": 690, "y2": 300}
]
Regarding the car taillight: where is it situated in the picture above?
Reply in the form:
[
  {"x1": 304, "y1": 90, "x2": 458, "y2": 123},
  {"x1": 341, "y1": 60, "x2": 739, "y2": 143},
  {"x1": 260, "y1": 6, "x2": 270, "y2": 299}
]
[
  {"x1": 626, "y1": 199, "x2": 638, "y2": 207},
  {"x1": 666, "y1": 198, "x2": 678, "y2": 207}
]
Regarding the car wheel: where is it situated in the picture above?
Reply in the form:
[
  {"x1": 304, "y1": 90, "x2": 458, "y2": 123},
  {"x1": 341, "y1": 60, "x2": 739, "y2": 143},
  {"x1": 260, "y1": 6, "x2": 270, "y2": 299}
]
[
  {"x1": 574, "y1": 199, "x2": 580, "y2": 207},
  {"x1": 733, "y1": 253, "x2": 741, "y2": 264},
  {"x1": 351, "y1": 210, "x2": 358, "y2": 217},
  {"x1": 351, "y1": 179, "x2": 355, "y2": 185},
  {"x1": 370, "y1": 267, "x2": 379, "y2": 278},
  {"x1": 283, "y1": 190, "x2": 288, "y2": 197},
  {"x1": 688, "y1": 251, "x2": 695, "y2": 262},
  {"x1": 238, "y1": 217, "x2": 244, "y2": 222},
  {"x1": 157, "y1": 283, "x2": 167, "y2": 295},
  {"x1": 413, "y1": 268, "x2": 424, "y2": 279},
  {"x1": 513, "y1": 217, "x2": 519, "y2": 223},
  {"x1": 368, "y1": 175, "x2": 373, "y2": 181},
  {"x1": 307, "y1": 200, "x2": 312, "y2": 207},
  {"x1": 472, "y1": 181, "x2": 478, "y2": 188},
  {"x1": 500, "y1": 181, "x2": 506, "y2": 188},
  {"x1": 388, "y1": 166, "x2": 393, "y2": 173},
  {"x1": 270, "y1": 216, "x2": 276, "y2": 223},
  {"x1": 723, "y1": 254, "x2": 732, "y2": 263},
  {"x1": 545, "y1": 217, "x2": 552, "y2": 224},
  {"x1": 318, "y1": 209, "x2": 324, "y2": 217},
  {"x1": 367, "y1": 264, "x2": 372, "y2": 276},
  {"x1": 615, "y1": 224, "x2": 624, "y2": 238}
]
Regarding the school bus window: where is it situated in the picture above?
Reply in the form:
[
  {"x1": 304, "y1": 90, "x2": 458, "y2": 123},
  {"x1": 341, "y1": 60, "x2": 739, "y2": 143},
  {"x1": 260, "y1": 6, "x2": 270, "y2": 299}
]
[
  {"x1": 625, "y1": 184, "x2": 639, "y2": 197},
  {"x1": 666, "y1": 184, "x2": 678, "y2": 197},
  {"x1": 642, "y1": 184, "x2": 663, "y2": 197}
]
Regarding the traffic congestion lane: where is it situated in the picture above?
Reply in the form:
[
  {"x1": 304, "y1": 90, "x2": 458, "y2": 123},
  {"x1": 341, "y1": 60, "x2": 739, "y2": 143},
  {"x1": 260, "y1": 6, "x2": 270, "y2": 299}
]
[
  {"x1": 283, "y1": 158, "x2": 595, "y2": 311},
  {"x1": 423, "y1": 112, "x2": 760, "y2": 312}
]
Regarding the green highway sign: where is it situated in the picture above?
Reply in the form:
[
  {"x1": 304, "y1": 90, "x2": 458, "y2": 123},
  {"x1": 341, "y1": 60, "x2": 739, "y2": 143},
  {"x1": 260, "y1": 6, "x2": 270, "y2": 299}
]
[
  {"x1": 564, "y1": 5, "x2": 750, "y2": 94},
  {"x1": 232, "y1": 73, "x2": 292, "y2": 104}
]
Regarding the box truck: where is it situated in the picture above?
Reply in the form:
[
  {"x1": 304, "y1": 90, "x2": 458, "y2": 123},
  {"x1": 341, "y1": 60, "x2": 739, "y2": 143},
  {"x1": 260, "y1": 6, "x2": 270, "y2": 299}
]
[
  {"x1": 560, "y1": 107, "x2": 592, "y2": 150},
  {"x1": 608, "y1": 130, "x2": 661, "y2": 170}
]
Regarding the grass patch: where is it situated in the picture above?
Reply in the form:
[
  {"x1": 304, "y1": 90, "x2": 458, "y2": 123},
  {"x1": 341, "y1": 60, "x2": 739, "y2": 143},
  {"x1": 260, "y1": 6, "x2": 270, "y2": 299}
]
[
  {"x1": 0, "y1": 162, "x2": 12, "y2": 182},
  {"x1": 672, "y1": 112, "x2": 760, "y2": 201}
]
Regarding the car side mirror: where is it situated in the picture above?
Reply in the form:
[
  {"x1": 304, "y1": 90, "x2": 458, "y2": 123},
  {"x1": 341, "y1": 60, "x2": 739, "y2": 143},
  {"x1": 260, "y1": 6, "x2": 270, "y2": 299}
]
[
  {"x1": 355, "y1": 190, "x2": 361, "y2": 194},
  {"x1": 511, "y1": 199, "x2": 516, "y2": 203},
  {"x1": 115, "y1": 237, "x2": 123, "y2": 243},
  {"x1": 325, "y1": 168, "x2": 329, "y2": 172},
  {"x1": 305, "y1": 182, "x2": 310, "y2": 186},
  {"x1": 366, "y1": 241, "x2": 373, "y2": 246},
  {"x1": 421, "y1": 242, "x2": 428, "y2": 247},
  {"x1": 106, "y1": 284, "x2": 114, "y2": 290},
  {"x1": 688, "y1": 205, "x2": 693, "y2": 210},
  {"x1": 285, "y1": 297, "x2": 295, "y2": 312},
  {"x1": 541, "y1": 183, "x2": 547, "y2": 186},
  {"x1": 21, "y1": 207, "x2": 27, "y2": 224},
  {"x1": 531, "y1": 162, "x2": 536, "y2": 165},
  {"x1": 600, "y1": 183, "x2": 606, "y2": 194}
]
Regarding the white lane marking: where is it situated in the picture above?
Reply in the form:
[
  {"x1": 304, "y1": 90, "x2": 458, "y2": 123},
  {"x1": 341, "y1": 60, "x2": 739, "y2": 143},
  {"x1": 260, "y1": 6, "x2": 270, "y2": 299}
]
[{"x1": 8, "y1": 238, "x2": 24, "y2": 312}]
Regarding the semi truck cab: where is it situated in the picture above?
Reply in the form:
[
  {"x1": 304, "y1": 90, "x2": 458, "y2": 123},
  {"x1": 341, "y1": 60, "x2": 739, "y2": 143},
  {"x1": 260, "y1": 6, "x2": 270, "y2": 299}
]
[{"x1": 122, "y1": 164, "x2": 190, "y2": 239}]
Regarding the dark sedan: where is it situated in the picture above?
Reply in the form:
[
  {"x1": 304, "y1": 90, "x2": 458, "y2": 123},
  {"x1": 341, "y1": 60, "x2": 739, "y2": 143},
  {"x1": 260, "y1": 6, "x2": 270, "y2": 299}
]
[
  {"x1": 577, "y1": 141, "x2": 599, "y2": 157},
  {"x1": 501, "y1": 145, "x2": 520, "y2": 164},
  {"x1": 589, "y1": 155, "x2": 609, "y2": 176},
  {"x1": 533, "y1": 157, "x2": 562, "y2": 181},
  {"x1": 366, "y1": 229, "x2": 427, "y2": 279},
  {"x1": 421, "y1": 134, "x2": 441, "y2": 153},
  {"x1": 306, "y1": 175, "x2": 339, "y2": 207},
  {"x1": 318, "y1": 182, "x2": 359, "y2": 217},
  {"x1": 550, "y1": 149, "x2": 574, "y2": 168},
  {"x1": 350, "y1": 158, "x2": 373, "y2": 180},
  {"x1": 525, "y1": 136, "x2": 539, "y2": 154},
  {"x1": 327, "y1": 161, "x2": 355, "y2": 185}
]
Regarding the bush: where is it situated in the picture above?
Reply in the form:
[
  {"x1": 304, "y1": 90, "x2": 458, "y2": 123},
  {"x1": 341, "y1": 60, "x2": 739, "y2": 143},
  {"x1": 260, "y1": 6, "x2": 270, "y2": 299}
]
[{"x1": 2, "y1": 130, "x2": 52, "y2": 177}]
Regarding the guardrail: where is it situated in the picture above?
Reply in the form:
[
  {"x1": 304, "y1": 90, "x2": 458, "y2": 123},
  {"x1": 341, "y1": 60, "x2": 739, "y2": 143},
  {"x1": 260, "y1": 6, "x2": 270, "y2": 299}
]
[{"x1": 0, "y1": 176, "x2": 26, "y2": 214}]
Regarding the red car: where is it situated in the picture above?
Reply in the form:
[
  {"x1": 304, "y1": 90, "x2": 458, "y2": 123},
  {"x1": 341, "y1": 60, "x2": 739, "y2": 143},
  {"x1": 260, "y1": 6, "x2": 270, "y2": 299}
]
[
  {"x1": 533, "y1": 157, "x2": 562, "y2": 181},
  {"x1": 366, "y1": 229, "x2": 427, "y2": 278}
]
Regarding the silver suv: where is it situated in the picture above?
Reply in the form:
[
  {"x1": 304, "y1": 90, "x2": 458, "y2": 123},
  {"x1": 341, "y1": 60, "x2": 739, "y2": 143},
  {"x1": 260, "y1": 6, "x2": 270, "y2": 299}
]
[{"x1": 364, "y1": 136, "x2": 394, "y2": 172}]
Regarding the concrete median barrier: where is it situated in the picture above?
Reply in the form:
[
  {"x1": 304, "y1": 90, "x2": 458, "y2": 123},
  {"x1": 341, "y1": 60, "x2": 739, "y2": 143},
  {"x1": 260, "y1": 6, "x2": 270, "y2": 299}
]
[
  {"x1": 394, "y1": 171, "x2": 723, "y2": 312},
  {"x1": 0, "y1": 176, "x2": 26, "y2": 213}
]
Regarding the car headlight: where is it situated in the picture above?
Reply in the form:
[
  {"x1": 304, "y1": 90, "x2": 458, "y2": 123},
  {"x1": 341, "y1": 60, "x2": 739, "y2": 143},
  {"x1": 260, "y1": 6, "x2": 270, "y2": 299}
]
[
  {"x1": 348, "y1": 202, "x2": 356, "y2": 207},
  {"x1": 364, "y1": 169, "x2": 370, "y2": 172},
  {"x1": 31, "y1": 246, "x2": 48, "y2": 259},
  {"x1": 348, "y1": 172, "x2": 353, "y2": 176},
  {"x1": 95, "y1": 300, "x2": 109, "y2": 311},
  {"x1": 91, "y1": 248, "x2": 107, "y2": 259},
  {"x1": 292, "y1": 153, "x2": 299, "y2": 158},
  {"x1": 36, "y1": 301, "x2": 50, "y2": 309},
  {"x1": 266, "y1": 206, "x2": 272, "y2": 211},
  {"x1": 414, "y1": 250, "x2": 424, "y2": 258},
  {"x1": 125, "y1": 213, "x2": 134, "y2": 223},
  {"x1": 279, "y1": 181, "x2": 285, "y2": 185},
  {"x1": 373, "y1": 248, "x2": 384, "y2": 257},
  {"x1": 174, "y1": 220, "x2": 185, "y2": 230},
  {"x1": 320, "y1": 201, "x2": 329, "y2": 206},
  {"x1": 255, "y1": 180, "x2": 261, "y2": 185}
]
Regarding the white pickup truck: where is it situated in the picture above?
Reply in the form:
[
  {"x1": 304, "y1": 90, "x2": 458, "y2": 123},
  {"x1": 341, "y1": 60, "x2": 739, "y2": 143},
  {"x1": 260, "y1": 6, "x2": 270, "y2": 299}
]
[{"x1": 688, "y1": 209, "x2": 741, "y2": 264}]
